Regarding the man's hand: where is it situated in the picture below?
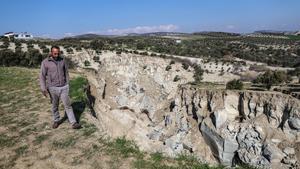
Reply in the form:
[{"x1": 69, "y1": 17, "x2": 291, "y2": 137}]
[{"x1": 42, "y1": 90, "x2": 48, "y2": 97}]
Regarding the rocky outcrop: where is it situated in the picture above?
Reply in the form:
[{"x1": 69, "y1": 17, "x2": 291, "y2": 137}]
[
  {"x1": 81, "y1": 52, "x2": 300, "y2": 168},
  {"x1": 174, "y1": 86, "x2": 300, "y2": 168}
]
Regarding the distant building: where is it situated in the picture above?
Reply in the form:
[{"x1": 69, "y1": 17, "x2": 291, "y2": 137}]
[
  {"x1": 296, "y1": 31, "x2": 300, "y2": 36},
  {"x1": 14, "y1": 32, "x2": 33, "y2": 40},
  {"x1": 3, "y1": 32, "x2": 33, "y2": 40},
  {"x1": 4, "y1": 32, "x2": 14, "y2": 38},
  {"x1": 175, "y1": 39, "x2": 182, "y2": 43}
]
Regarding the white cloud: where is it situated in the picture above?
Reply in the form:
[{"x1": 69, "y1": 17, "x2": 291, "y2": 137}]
[
  {"x1": 64, "y1": 32, "x2": 75, "y2": 37},
  {"x1": 101, "y1": 24, "x2": 179, "y2": 35},
  {"x1": 37, "y1": 34, "x2": 51, "y2": 38},
  {"x1": 226, "y1": 25, "x2": 236, "y2": 30},
  {"x1": 60, "y1": 24, "x2": 179, "y2": 38}
]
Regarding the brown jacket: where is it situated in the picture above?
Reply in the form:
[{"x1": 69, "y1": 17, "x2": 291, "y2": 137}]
[{"x1": 39, "y1": 56, "x2": 70, "y2": 91}]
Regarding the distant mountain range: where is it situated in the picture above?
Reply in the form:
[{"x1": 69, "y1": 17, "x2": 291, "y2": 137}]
[
  {"x1": 192, "y1": 31, "x2": 241, "y2": 37},
  {"x1": 127, "y1": 32, "x2": 189, "y2": 36},
  {"x1": 63, "y1": 30, "x2": 300, "y2": 39},
  {"x1": 70, "y1": 33, "x2": 118, "y2": 39},
  {"x1": 253, "y1": 30, "x2": 298, "y2": 35}
]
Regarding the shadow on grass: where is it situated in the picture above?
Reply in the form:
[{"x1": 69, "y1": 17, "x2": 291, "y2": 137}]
[
  {"x1": 85, "y1": 84, "x2": 97, "y2": 118},
  {"x1": 60, "y1": 101, "x2": 86, "y2": 123},
  {"x1": 72, "y1": 101, "x2": 86, "y2": 122}
]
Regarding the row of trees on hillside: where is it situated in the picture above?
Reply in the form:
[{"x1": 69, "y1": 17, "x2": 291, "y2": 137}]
[
  {"x1": 0, "y1": 49, "x2": 76, "y2": 68},
  {"x1": 86, "y1": 37, "x2": 300, "y2": 67},
  {"x1": 0, "y1": 49, "x2": 43, "y2": 67}
]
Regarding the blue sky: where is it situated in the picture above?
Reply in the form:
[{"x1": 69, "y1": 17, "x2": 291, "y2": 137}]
[{"x1": 1, "y1": 0, "x2": 300, "y2": 38}]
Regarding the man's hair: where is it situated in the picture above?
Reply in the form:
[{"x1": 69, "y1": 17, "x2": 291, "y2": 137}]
[{"x1": 51, "y1": 45, "x2": 60, "y2": 51}]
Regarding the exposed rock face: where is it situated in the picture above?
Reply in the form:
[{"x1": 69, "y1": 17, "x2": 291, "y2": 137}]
[
  {"x1": 173, "y1": 87, "x2": 300, "y2": 168},
  {"x1": 82, "y1": 52, "x2": 300, "y2": 168}
]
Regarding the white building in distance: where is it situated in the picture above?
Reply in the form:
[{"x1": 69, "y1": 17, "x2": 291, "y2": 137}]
[{"x1": 4, "y1": 32, "x2": 33, "y2": 40}]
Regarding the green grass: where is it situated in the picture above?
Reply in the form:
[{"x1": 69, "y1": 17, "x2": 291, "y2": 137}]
[
  {"x1": 69, "y1": 76, "x2": 88, "y2": 103},
  {"x1": 0, "y1": 115, "x2": 18, "y2": 126},
  {"x1": 96, "y1": 136, "x2": 224, "y2": 169},
  {"x1": 33, "y1": 134, "x2": 51, "y2": 145},
  {"x1": 0, "y1": 67, "x2": 40, "y2": 114},
  {"x1": 81, "y1": 144, "x2": 102, "y2": 160},
  {"x1": 19, "y1": 126, "x2": 38, "y2": 137},
  {"x1": 150, "y1": 152, "x2": 164, "y2": 163},
  {"x1": 132, "y1": 153, "x2": 223, "y2": 169},
  {"x1": 286, "y1": 35, "x2": 300, "y2": 40},
  {"x1": 104, "y1": 136, "x2": 141, "y2": 158},
  {"x1": 80, "y1": 121, "x2": 98, "y2": 137},
  {"x1": 189, "y1": 82, "x2": 225, "y2": 89},
  {"x1": 235, "y1": 164, "x2": 259, "y2": 169},
  {"x1": 0, "y1": 67, "x2": 37, "y2": 91},
  {"x1": 52, "y1": 136, "x2": 77, "y2": 149},
  {"x1": 14, "y1": 145, "x2": 28, "y2": 157},
  {"x1": 0, "y1": 145, "x2": 29, "y2": 169},
  {"x1": 0, "y1": 134, "x2": 18, "y2": 148}
]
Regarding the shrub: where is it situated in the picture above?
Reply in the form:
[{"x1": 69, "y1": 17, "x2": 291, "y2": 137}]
[
  {"x1": 165, "y1": 65, "x2": 172, "y2": 71},
  {"x1": 95, "y1": 50, "x2": 102, "y2": 54},
  {"x1": 139, "y1": 51, "x2": 148, "y2": 55},
  {"x1": 84, "y1": 60, "x2": 91, "y2": 66},
  {"x1": 66, "y1": 48, "x2": 73, "y2": 54},
  {"x1": 0, "y1": 41, "x2": 9, "y2": 49},
  {"x1": 14, "y1": 41, "x2": 21, "y2": 47},
  {"x1": 136, "y1": 43, "x2": 145, "y2": 50},
  {"x1": 90, "y1": 40, "x2": 104, "y2": 50},
  {"x1": 0, "y1": 48, "x2": 47, "y2": 67},
  {"x1": 93, "y1": 56, "x2": 100, "y2": 61},
  {"x1": 27, "y1": 44, "x2": 34, "y2": 49},
  {"x1": 40, "y1": 45, "x2": 47, "y2": 49},
  {"x1": 26, "y1": 49, "x2": 43, "y2": 67},
  {"x1": 288, "y1": 67, "x2": 300, "y2": 77},
  {"x1": 160, "y1": 54, "x2": 167, "y2": 59},
  {"x1": 193, "y1": 65, "x2": 204, "y2": 83},
  {"x1": 182, "y1": 62, "x2": 190, "y2": 70},
  {"x1": 75, "y1": 46, "x2": 82, "y2": 51},
  {"x1": 226, "y1": 79, "x2": 244, "y2": 90},
  {"x1": 42, "y1": 48, "x2": 50, "y2": 54},
  {"x1": 173, "y1": 75, "x2": 181, "y2": 82},
  {"x1": 253, "y1": 70, "x2": 291, "y2": 90},
  {"x1": 0, "y1": 49, "x2": 16, "y2": 66},
  {"x1": 249, "y1": 64, "x2": 269, "y2": 72}
]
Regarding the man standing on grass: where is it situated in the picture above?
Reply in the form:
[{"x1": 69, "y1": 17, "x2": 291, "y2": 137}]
[{"x1": 39, "y1": 46, "x2": 81, "y2": 129}]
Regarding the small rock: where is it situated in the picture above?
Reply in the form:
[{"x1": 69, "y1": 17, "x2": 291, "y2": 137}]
[
  {"x1": 227, "y1": 124, "x2": 234, "y2": 132},
  {"x1": 262, "y1": 144, "x2": 272, "y2": 162},
  {"x1": 213, "y1": 110, "x2": 227, "y2": 129},
  {"x1": 147, "y1": 130, "x2": 162, "y2": 141},
  {"x1": 288, "y1": 117, "x2": 300, "y2": 130},
  {"x1": 283, "y1": 147, "x2": 295, "y2": 155},
  {"x1": 164, "y1": 115, "x2": 172, "y2": 127},
  {"x1": 271, "y1": 139, "x2": 282, "y2": 144}
]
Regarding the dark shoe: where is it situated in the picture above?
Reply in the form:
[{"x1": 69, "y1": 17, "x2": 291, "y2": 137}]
[
  {"x1": 72, "y1": 122, "x2": 81, "y2": 129},
  {"x1": 52, "y1": 122, "x2": 60, "y2": 129},
  {"x1": 52, "y1": 118, "x2": 65, "y2": 129}
]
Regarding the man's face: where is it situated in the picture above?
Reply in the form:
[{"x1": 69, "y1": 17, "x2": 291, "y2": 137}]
[{"x1": 51, "y1": 48, "x2": 60, "y2": 58}]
